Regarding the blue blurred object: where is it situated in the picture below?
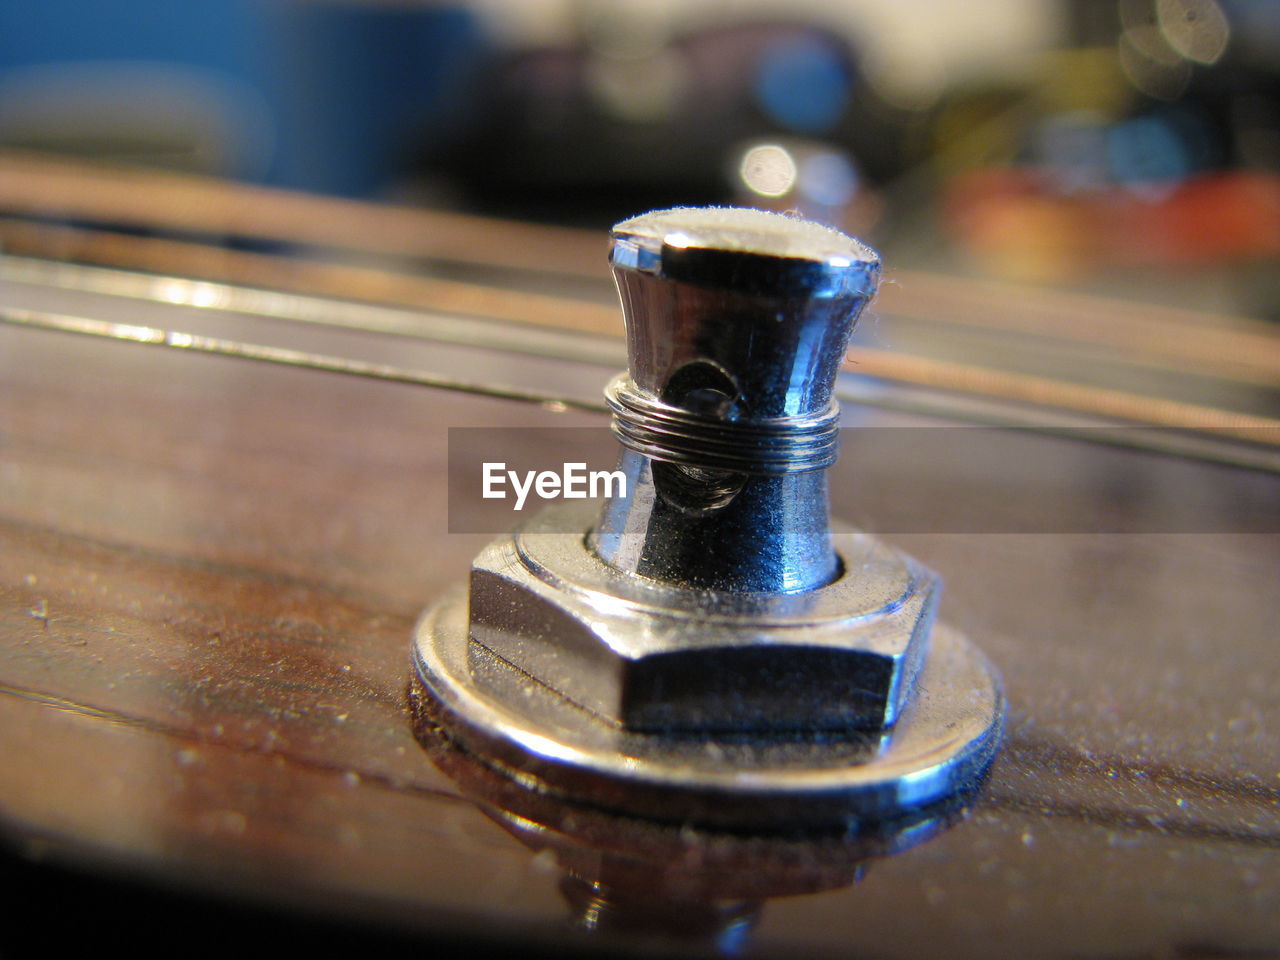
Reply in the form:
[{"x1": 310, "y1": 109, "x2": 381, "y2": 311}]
[
  {"x1": 754, "y1": 35, "x2": 852, "y2": 136},
  {"x1": 0, "y1": 0, "x2": 488, "y2": 196},
  {"x1": 1106, "y1": 114, "x2": 1195, "y2": 184},
  {"x1": 264, "y1": 1, "x2": 487, "y2": 196}
]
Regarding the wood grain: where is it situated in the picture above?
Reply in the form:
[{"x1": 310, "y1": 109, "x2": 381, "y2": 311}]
[{"x1": 2, "y1": 231, "x2": 1278, "y2": 957}]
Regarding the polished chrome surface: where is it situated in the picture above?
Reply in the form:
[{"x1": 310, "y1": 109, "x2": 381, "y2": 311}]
[
  {"x1": 596, "y1": 206, "x2": 880, "y2": 594},
  {"x1": 609, "y1": 206, "x2": 880, "y2": 302},
  {"x1": 468, "y1": 502, "x2": 936, "y2": 732},
  {"x1": 413, "y1": 586, "x2": 1003, "y2": 829},
  {"x1": 413, "y1": 206, "x2": 1005, "y2": 828}
]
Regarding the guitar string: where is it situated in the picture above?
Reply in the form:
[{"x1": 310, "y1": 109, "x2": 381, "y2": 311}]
[
  {"x1": 6, "y1": 254, "x2": 1278, "y2": 442},
  {"x1": 3, "y1": 150, "x2": 1277, "y2": 379},
  {"x1": 4, "y1": 219, "x2": 1277, "y2": 394},
  {"x1": 0, "y1": 254, "x2": 628, "y2": 370},
  {"x1": 0, "y1": 308, "x2": 609, "y2": 415},
  {"x1": 4, "y1": 305, "x2": 1279, "y2": 476}
]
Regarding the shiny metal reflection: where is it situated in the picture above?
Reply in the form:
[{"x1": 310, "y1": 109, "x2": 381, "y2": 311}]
[
  {"x1": 411, "y1": 702, "x2": 976, "y2": 955},
  {"x1": 1157, "y1": 0, "x2": 1230, "y2": 64},
  {"x1": 412, "y1": 206, "x2": 1006, "y2": 829},
  {"x1": 739, "y1": 143, "x2": 798, "y2": 198}
]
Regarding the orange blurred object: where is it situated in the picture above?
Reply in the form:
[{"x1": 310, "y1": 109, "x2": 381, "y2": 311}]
[{"x1": 944, "y1": 168, "x2": 1280, "y2": 282}]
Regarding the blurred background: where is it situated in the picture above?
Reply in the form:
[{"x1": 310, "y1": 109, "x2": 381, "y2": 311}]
[{"x1": 1, "y1": 0, "x2": 1277, "y2": 319}]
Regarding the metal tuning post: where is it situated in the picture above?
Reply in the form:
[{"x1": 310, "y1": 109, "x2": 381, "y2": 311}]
[{"x1": 412, "y1": 206, "x2": 1004, "y2": 830}]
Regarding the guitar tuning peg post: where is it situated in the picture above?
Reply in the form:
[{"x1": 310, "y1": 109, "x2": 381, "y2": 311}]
[{"x1": 412, "y1": 206, "x2": 1004, "y2": 831}]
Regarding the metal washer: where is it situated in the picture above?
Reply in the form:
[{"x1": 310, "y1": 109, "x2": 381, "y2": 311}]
[{"x1": 412, "y1": 587, "x2": 1005, "y2": 831}]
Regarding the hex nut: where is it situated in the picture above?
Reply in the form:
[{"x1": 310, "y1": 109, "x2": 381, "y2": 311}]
[{"x1": 467, "y1": 506, "x2": 937, "y2": 733}]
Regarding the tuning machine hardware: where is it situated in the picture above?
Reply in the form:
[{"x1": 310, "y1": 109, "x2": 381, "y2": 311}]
[{"x1": 412, "y1": 206, "x2": 1004, "y2": 830}]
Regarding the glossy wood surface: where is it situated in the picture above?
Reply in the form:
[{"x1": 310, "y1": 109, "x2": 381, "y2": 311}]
[{"x1": 2, "y1": 260, "x2": 1279, "y2": 958}]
